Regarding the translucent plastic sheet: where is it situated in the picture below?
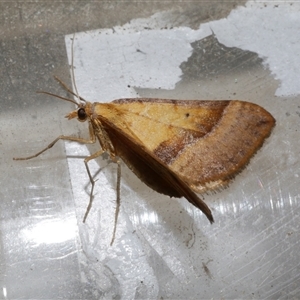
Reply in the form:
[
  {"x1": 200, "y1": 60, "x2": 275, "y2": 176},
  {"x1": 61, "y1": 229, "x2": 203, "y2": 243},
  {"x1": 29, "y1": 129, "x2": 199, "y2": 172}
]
[{"x1": 2, "y1": 2, "x2": 299, "y2": 299}]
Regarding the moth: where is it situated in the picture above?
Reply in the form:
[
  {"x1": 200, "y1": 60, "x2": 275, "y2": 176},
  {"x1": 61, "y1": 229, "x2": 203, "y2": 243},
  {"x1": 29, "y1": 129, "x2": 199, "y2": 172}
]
[{"x1": 14, "y1": 42, "x2": 275, "y2": 245}]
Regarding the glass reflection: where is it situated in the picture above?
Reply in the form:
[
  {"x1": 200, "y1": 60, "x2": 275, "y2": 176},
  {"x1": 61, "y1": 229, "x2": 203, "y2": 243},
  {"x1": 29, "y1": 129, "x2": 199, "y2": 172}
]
[{"x1": 20, "y1": 216, "x2": 76, "y2": 245}]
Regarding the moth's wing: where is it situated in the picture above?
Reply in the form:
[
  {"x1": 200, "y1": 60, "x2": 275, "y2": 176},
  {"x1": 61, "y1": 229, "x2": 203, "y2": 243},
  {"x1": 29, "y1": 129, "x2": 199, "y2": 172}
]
[
  {"x1": 111, "y1": 133, "x2": 183, "y2": 198},
  {"x1": 98, "y1": 99, "x2": 275, "y2": 193},
  {"x1": 167, "y1": 100, "x2": 276, "y2": 192},
  {"x1": 97, "y1": 113, "x2": 214, "y2": 223}
]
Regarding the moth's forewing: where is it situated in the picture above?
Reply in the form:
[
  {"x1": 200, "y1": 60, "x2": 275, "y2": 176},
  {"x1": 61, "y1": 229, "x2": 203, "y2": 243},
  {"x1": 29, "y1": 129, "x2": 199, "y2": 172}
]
[
  {"x1": 94, "y1": 99, "x2": 275, "y2": 190},
  {"x1": 91, "y1": 98, "x2": 275, "y2": 223}
]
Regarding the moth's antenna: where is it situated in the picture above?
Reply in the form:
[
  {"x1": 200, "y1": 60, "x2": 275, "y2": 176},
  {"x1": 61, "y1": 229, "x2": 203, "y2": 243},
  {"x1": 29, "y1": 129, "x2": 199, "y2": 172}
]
[
  {"x1": 53, "y1": 76, "x2": 86, "y2": 102},
  {"x1": 70, "y1": 33, "x2": 85, "y2": 103},
  {"x1": 36, "y1": 90, "x2": 79, "y2": 106}
]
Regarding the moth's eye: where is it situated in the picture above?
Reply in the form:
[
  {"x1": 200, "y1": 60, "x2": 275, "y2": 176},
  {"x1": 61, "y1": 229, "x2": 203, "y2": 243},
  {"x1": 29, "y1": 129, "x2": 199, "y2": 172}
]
[{"x1": 78, "y1": 108, "x2": 87, "y2": 121}]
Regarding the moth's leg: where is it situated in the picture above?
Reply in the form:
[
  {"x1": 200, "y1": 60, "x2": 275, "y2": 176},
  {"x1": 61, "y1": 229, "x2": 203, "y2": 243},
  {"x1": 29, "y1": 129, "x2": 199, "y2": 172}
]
[
  {"x1": 82, "y1": 153, "x2": 121, "y2": 246},
  {"x1": 13, "y1": 123, "x2": 96, "y2": 160},
  {"x1": 82, "y1": 149, "x2": 105, "y2": 223},
  {"x1": 110, "y1": 159, "x2": 121, "y2": 246}
]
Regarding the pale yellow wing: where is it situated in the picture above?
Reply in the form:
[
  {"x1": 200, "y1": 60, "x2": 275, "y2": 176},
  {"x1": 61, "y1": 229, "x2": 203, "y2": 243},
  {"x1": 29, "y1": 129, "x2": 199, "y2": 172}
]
[{"x1": 95, "y1": 99, "x2": 229, "y2": 158}]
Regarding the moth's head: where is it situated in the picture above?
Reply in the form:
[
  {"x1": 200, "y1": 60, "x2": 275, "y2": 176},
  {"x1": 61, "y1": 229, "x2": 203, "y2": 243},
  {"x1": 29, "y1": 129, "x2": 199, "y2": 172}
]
[
  {"x1": 66, "y1": 102, "x2": 91, "y2": 122},
  {"x1": 37, "y1": 77, "x2": 92, "y2": 123}
]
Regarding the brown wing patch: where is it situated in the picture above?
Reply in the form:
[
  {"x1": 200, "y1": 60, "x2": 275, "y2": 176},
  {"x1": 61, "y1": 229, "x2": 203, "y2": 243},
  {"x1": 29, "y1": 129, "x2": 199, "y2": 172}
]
[
  {"x1": 169, "y1": 101, "x2": 275, "y2": 192},
  {"x1": 153, "y1": 128, "x2": 203, "y2": 165}
]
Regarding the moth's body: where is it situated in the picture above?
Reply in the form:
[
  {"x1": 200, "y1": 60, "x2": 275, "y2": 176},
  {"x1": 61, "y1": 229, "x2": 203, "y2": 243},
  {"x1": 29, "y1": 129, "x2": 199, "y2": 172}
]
[{"x1": 65, "y1": 98, "x2": 275, "y2": 225}]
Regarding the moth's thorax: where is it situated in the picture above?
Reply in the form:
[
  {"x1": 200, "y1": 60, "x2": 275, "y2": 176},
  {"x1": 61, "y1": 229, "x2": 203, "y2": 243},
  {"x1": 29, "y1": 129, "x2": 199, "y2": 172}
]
[
  {"x1": 84, "y1": 101, "x2": 94, "y2": 118},
  {"x1": 87, "y1": 102, "x2": 117, "y2": 156}
]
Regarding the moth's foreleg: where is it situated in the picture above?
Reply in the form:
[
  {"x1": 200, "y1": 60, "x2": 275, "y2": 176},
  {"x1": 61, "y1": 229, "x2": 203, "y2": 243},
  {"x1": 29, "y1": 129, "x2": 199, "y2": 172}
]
[{"x1": 13, "y1": 127, "x2": 96, "y2": 161}]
